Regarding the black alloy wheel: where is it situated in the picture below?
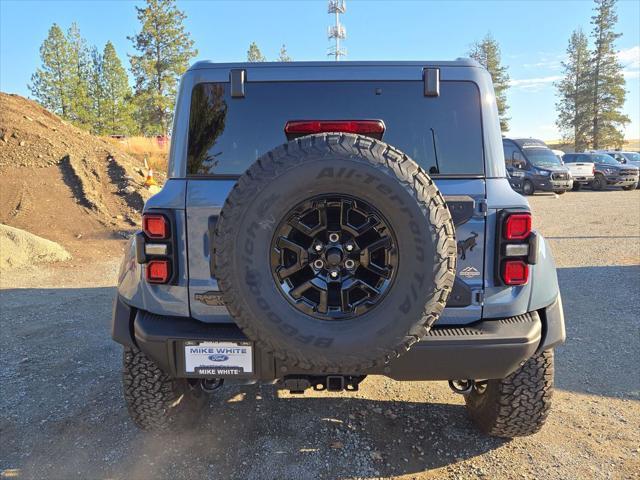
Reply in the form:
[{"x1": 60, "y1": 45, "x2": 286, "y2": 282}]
[{"x1": 270, "y1": 194, "x2": 398, "y2": 320}]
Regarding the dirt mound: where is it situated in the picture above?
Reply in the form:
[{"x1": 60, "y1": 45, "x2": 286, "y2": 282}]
[
  {"x1": 0, "y1": 93, "x2": 160, "y2": 261},
  {"x1": 0, "y1": 224, "x2": 71, "y2": 272}
]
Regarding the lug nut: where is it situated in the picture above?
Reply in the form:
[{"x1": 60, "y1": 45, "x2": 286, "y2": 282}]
[
  {"x1": 345, "y1": 259, "x2": 356, "y2": 269},
  {"x1": 329, "y1": 233, "x2": 340, "y2": 243},
  {"x1": 345, "y1": 243, "x2": 354, "y2": 252},
  {"x1": 314, "y1": 243, "x2": 323, "y2": 252},
  {"x1": 329, "y1": 270, "x2": 339, "y2": 279},
  {"x1": 313, "y1": 259, "x2": 324, "y2": 269}
]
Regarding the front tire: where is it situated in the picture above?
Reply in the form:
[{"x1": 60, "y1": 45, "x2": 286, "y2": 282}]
[
  {"x1": 465, "y1": 350, "x2": 554, "y2": 438},
  {"x1": 572, "y1": 182, "x2": 581, "y2": 191},
  {"x1": 522, "y1": 180, "x2": 535, "y2": 196},
  {"x1": 591, "y1": 174, "x2": 605, "y2": 191},
  {"x1": 123, "y1": 346, "x2": 206, "y2": 430},
  {"x1": 622, "y1": 184, "x2": 636, "y2": 191}
]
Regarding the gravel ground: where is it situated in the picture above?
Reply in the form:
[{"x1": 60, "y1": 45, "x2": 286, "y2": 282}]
[{"x1": 1, "y1": 189, "x2": 639, "y2": 479}]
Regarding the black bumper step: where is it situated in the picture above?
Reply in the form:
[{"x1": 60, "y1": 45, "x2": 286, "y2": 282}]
[{"x1": 132, "y1": 309, "x2": 541, "y2": 382}]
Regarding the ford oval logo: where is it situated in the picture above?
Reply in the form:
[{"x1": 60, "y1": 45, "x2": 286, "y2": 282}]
[{"x1": 208, "y1": 354, "x2": 229, "y2": 362}]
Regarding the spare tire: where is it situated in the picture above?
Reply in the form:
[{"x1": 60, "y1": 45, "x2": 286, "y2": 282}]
[{"x1": 213, "y1": 133, "x2": 456, "y2": 372}]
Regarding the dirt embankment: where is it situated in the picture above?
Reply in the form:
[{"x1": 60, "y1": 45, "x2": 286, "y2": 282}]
[{"x1": 0, "y1": 92, "x2": 159, "y2": 265}]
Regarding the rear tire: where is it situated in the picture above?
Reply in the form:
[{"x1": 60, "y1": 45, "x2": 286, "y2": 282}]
[
  {"x1": 572, "y1": 183, "x2": 581, "y2": 191},
  {"x1": 464, "y1": 350, "x2": 554, "y2": 438},
  {"x1": 556, "y1": 190, "x2": 566, "y2": 195},
  {"x1": 123, "y1": 346, "x2": 207, "y2": 431},
  {"x1": 591, "y1": 174, "x2": 605, "y2": 191},
  {"x1": 522, "y1": 180, "x2": 535, "y2": 196}
]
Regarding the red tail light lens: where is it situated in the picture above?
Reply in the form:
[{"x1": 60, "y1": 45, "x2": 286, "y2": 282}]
[
  {"x1": 503, "y1": 213, "x2": 531, "y2": 240},
  {"x1": 502, "y1": 260, "x2": 529, "y2": 285},
  {"x1": 143, "y1": 214, "x2": 168, "y2": 239},
  {"x1": 284, "y1": 120, "x2": 386, "y2": 138},
  {"x1": 146, "y1": 260, "x2": 170, "y2": 283}
]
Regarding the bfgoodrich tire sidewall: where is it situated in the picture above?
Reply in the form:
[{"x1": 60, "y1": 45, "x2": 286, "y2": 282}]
[{"x1": 228, "y1": 157, "x2": 438, "y2": 363}]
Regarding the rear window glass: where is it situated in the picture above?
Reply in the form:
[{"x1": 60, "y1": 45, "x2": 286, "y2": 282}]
[{"x1": 187, "y1": 81, "x2": 484, "y2": 176}]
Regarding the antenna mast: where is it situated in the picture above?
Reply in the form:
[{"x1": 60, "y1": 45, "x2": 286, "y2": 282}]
[{"x1": 327, "y1": 0, "x2": 346, "y2": 61}]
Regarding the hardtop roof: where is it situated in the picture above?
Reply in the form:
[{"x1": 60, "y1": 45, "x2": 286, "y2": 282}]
[{"x1": 187, "y1": 59, "x2": 481, "y2": 71}]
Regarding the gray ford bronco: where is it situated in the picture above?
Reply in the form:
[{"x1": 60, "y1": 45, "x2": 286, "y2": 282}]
[{"x1": 112, "y1": 60, "x2": 565, "y2": 438}]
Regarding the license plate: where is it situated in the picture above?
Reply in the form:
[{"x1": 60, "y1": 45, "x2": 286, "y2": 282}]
[{"x1": 184, "y1": 341, "x2": 253, "y2": 375}]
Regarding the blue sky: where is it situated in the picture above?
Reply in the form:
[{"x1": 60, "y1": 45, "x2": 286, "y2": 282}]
[{"x1": 1, "y1": 0, "x2": 639, "y2": 140}]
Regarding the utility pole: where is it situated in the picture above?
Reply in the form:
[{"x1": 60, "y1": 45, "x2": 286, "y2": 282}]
[{"x1": 327, "y1": 0, "x2": 347, "y2": 61}]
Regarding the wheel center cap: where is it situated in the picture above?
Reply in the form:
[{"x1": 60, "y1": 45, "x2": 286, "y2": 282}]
[{"x1": 326, "y1": 248, "x2": 343, "y2": 266}]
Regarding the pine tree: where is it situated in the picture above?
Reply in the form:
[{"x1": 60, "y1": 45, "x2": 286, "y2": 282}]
[
  {"x1": 247, "y1": 42, "x2": 266, "y2": 62},
  {"x1": 278, "y1": 44, "x2": 292, "y2": 62},
  {"x1": 88, "y1": 46, "x2": 106, "y2": 135},
  {"x1": 555, "y1": 29, "x2": 593, "y2": 152},
  {"x1": 589, "y1": 0, "x2": 629, "y2": 149},
  {"x1": 129, "y1": 0, "x2": 197, "y2": 136},
  {"x1": 101, "y1": 42, "x2": 136, "y2": 135},
  {"x1": 66, "y1": 23, "x2": 93, "y2": 129},
  {"x1": 469, "y1": 33, "x2": 511, "y2": 132},
  {"x1": 29, "y1": 24, "x2": 72, "y2": 118}
]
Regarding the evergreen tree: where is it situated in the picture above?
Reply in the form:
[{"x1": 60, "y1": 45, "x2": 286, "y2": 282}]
[
  {"x1": 88, "y1": 46, "x2": 106, "y2": 135},
  {"x1": 555, "y1": 29, "x2": 593, "y2": 151},
  {"x1": 29, "y1": 24, "x2": 72, "y2": 118},
  {"x1": 66, "y1": 23, "x2": 93, "y2": 129},
  {"x1": 589, "y1": 0, "x2": 628, "y2": 149},
  {"x1": 129, "y1": 0, "x2": 197, "y2": 136},
  {"x1": 278, "y1": 44, "x2": 292, "y2": 62},
  {"x1": 101, "y1": 42, "x2": 136, "y2": 135},
  {"x1": 469, "y1": 33, "x2": 511, "y2": 132},
  {"x1": 247, "y1": 42, "x2": 266, "y2": 62}
]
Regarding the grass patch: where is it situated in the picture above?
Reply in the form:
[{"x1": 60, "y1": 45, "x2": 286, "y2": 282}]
[{"x1": 105, "y1": 136, "x2": 169, "y2": 173}]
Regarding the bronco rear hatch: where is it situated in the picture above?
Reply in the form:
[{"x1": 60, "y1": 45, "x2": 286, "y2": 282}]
[{"x1": 183, "y1": 67, "x2": 487, "y2": 325}]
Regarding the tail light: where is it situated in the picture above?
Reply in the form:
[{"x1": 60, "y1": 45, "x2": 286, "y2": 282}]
[
  {"x1": 143, "y1": 214, "x2": 169, "y2": 239},
  {"x1": 496, "y1": 211, "x2": 534, "y2": 286},
  {"x1": 284, "y1": 120, "x2": 386, "y2": 140},
  {"x1": 503, "y1": 213, "x2": 531, "y2": 240},
  {"x1": 146, "y1": 260, "x2": 171, "y2": 283},
  {"x1": 502, "y1": 260, "x2": 529, "y2": 285},
  {"x1": 136, "y1": 211, "x2": 176, "y2": 285}
]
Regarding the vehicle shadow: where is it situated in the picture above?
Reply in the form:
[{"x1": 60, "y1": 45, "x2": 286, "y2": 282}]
[{"x1": 135, "y1": 387, "x2": 508, "y2": 479}]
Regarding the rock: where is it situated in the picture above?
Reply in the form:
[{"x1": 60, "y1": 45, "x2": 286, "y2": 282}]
[
  {"x1": 24, "y1": 115, "x2": 33, "y2": 121},
  {"x1": 123, "y1": 185, "x2": 136, "y2": 194},
  {"x1": 19, "y1": 140, "x2": 26, "y2": 147},
  {"x1": 370, "y1": 451, "x2": 383, "y2": 461},
  {"x1": 330, "y1": 441, "x2": 344, "y2": 449}
]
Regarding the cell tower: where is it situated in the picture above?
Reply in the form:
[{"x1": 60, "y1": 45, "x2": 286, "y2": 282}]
[{"x1": 327, "y1": 0, "x2": 346, "y2": 61}]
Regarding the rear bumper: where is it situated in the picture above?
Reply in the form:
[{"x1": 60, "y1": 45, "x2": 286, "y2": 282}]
[{"x1": 112, "y1": 295, "x2": 565, "y2": 382}]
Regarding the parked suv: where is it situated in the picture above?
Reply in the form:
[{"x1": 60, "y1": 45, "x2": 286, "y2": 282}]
[
  {"x1": 112, "y1": 61, "x2": 565, "y2": 438},
  {"x1": 563, "y1": 152, "x2": 639, "y2": 190},
  {"x1": 503, "y1": 138, "x2": 573, "y2": 195}
]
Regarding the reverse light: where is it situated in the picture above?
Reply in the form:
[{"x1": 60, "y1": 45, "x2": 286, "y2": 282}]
[
  {"x1": 143, "y1": 213, "x2": 169, "y2": 239},
  {"x1": 502, "y1": 260, "x2": 529, "y2": 286},
  {"x1": 284, "y1": 120, "x2": 386, "y2": 139},
  {"x1": 503, "y1": 213, "x2": 532, "y2": 240},
  {"x1": 504, "y1": 243, "x2": 529, "y2": 257},
  {"x1": 146, "y1": 260, "x2": 170, "y2": 283}
]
